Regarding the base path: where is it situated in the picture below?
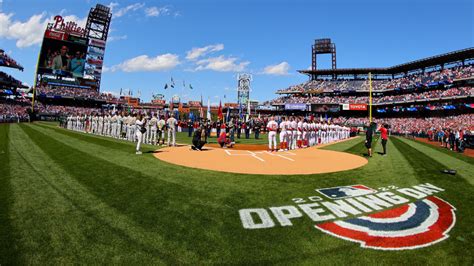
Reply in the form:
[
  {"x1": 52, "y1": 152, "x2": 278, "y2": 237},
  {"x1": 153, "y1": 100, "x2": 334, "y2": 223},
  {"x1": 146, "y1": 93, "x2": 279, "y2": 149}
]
[{"x1": 154, "y1": 142, "x2": 368, "y2": 175}]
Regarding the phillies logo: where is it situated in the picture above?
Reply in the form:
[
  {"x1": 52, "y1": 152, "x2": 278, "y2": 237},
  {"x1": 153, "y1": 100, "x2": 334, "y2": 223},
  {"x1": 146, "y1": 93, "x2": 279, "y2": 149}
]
[{"x1": 239, "y1": 183, "x2": 456, "y2": 251}]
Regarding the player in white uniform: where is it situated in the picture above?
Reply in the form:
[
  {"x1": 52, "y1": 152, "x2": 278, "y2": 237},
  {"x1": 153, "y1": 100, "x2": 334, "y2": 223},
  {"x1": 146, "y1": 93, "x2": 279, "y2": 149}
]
[
  {"x1": 266, "y1": 116, "x2": 278, "y2": 152},
  {"x1": 297, "y1": 118, "x2": 303, "y2": 148},
  {"x1": 279, "y1": 117, "x2": 288, "y2": 151},
  {"x1": 290, "y1": 118, "x2": 298, "y2": 150},
  {"x1": 167, "y1": 114, "x2": 177, "y2": 146},
  {"x1": 302, "y1": 119, "x2": 311, "y2": 147}
]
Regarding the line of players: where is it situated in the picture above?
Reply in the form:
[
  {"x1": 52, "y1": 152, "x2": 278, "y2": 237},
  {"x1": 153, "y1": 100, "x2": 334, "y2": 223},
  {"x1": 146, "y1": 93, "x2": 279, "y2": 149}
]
[
  {"x1": 266, "y1": 116, "x2": 351, "y2": 152},
  {"x1": 65, "y1": 112, "x2": 178, "y2": 148}
]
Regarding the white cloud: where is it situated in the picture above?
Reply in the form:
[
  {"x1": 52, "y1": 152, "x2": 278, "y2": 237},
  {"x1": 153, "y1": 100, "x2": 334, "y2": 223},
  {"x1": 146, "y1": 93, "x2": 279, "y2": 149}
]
[
  {"x1": 186, "y1": 44, "x2": 224, "y2": 61},
  {"x1": 262, "y1": 61, "x2": 290, "y2": 75},
  {"x1": 145, "y1": 6, "x2": 171, "y2": 17},
  {"x1": 114, "y1": 3, "x2": 145, "y2": 18},
  {"x1": 195, "y1": 55, "x2": 249, "y2": 72},
  {"x1": 107, "y1": 2, "x2": 119, "y2": 12},
  {"x1": 0, "y1": 12, "x2": 87, "y2": 48},
  {"x1": 108, "y1": 35, "x2": 127, "y2": 42},
  {"x1": 113, "y1": 54, "x2": 180, "y2": 72}
]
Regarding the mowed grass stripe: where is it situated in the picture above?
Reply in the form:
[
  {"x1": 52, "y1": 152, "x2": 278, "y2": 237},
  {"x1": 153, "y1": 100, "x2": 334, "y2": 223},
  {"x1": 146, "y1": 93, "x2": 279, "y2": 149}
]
[
  {"x1": 390, "y1": 137, "x2": 474, "y2": 265},
  {"x1": 21, "y1": 124, "x2": 240, "y2": 263},
  {"x1": 8, "y1": 124, "x2": 183, "y2": 264},
  {"x1": 396, "y1": 137, "x2": 474, "y2": 185},
  {"x1": 414, "y1": 138, "x2": 474, "y2": 164},
  {"x1": 0, "y1": 124, "x2": 19, "y2": 264},
  {"x1": 35, "y1": 122, "x2": 158, "y2": 153}
]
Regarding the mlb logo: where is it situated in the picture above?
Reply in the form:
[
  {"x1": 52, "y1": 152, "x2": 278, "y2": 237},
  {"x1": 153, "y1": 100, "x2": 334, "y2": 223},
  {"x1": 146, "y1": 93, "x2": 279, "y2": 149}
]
[{"x1": 317, "y1": 185, "x2": 377, "y2": 199}]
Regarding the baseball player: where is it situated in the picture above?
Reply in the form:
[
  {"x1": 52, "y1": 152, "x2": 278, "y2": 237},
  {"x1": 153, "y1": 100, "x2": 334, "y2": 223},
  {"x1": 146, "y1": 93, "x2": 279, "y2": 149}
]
[
  {"x1": 135, "y1": 114, "x2": 145, "y2": 154},
  {"x1": 297, "y1": 117, "x2": 303, "y2": 148},
  {"x1": 157, "y1": 115, "x2": 166, "y2": 145},
  {"x1": 167, "y1": 114, "x2": 177, "y2": 146},
  {"x1": 149, "y1": 114, "x2": 158, "y2": 145},
  {"x1": 266, "y1": 116, "x2": 278, "y2": 152},
  {"x1": 279, "y1": 117, "x2": 288, "y2": 151},
  {"x1": 290, "y1": 117, "x2": 297, "y2": 150}
]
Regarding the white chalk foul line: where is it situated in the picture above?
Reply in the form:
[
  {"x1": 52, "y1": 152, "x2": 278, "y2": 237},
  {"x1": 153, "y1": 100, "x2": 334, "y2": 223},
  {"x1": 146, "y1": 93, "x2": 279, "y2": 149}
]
[
  {"x1": 247, "y1": 151, "x2": 265, "y2": 162},
  {"x1": 263, "y1": 151, "x2": 295, "y2": 162}
]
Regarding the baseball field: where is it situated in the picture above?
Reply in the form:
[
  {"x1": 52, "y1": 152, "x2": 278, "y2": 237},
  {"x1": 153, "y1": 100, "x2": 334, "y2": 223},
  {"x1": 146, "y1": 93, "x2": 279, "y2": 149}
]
[{"x1": 1, "y1": 122, "x2": 473, "y2": 264}]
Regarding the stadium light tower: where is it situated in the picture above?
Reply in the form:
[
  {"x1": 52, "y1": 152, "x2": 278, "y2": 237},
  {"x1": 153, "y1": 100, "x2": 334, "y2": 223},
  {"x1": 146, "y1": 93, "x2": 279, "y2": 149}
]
[
  {"x1": 312, "y1": 38, "x2": 337, "y2": 78},
  {"x1": 85, "y1": 4, "x2": 112, "y2": 41}
]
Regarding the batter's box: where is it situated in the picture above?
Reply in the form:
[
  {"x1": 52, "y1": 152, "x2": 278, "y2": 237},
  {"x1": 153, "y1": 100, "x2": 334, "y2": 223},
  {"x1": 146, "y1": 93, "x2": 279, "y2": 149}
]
[{"x1": 225, "y1": 150, "x2": 296, "y2": 162}]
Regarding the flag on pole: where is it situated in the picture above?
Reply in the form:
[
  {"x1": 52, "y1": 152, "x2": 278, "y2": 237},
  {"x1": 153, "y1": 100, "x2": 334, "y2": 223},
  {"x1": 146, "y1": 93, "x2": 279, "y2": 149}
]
[
  {"x1": 239, "y1": 104, "x2": 243, "y2": 120},
  {"x1": 207, "y1": 98, "x2": 211, "y2": 121},
  {"x1": 225, "y1": 106, "x2": 230, "y2": 123},
  {"x1": 247, "y1": 100, "x2": 251, "y2": 119},
  {"x1": 218, "y1": 100, "x2": 223, "y2": 120},
  {"x1": 199, "y1": 105, "x2": 204, "y2": 119}
]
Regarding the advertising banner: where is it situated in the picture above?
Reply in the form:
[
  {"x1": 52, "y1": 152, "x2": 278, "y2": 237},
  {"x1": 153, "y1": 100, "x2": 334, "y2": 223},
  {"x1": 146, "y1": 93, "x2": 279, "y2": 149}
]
[
  {"x1": 342, "y1": 104, "x2": 367, "y2": 111},
  {"x1": 285, "y1": 103, "x2": 306, "y2": 111}
]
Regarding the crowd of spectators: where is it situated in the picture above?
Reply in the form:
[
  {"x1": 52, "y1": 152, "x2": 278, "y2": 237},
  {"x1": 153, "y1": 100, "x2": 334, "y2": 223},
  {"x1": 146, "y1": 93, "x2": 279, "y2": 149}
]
[
  {"x1": 270, "y1": 87, "x2": 473, "y2": 105},
  {"x1": 0, "y1": 49, "x2": 24, "y2": 70},
  {"x1": 0, "y1": 100, "x2": 102, "y2": 123},
  {"x1": 277, "y1": 65, "x2": 473, "y2": 94},
  {"x1": 331, "y1": 114, "x2": 474, "y2": 136},
  {"x1": 36, "y1": 86, "x2": 119, "y2": 101},
  {"x1": 0, "y1": 71, "x2": 24, "y2": 87}
]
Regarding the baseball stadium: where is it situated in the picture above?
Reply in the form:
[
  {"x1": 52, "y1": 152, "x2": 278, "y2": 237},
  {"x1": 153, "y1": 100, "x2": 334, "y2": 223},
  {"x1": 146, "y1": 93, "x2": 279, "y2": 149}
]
[{"x1": 0, "y1": 1, "x2": 473, "y2": 264}]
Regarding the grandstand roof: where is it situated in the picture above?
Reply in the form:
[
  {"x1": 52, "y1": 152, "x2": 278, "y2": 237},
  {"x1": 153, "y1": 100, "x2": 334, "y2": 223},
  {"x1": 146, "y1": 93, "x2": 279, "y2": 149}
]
[{"x1": 299, "y1": 47, "x2": 474, "y2": 77}]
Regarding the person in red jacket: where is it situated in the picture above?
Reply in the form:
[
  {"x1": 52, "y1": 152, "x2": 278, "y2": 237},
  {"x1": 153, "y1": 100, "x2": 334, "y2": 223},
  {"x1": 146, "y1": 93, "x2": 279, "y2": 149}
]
[{"x1": 378, "y1": 123, "x2": 389, "y2": 155}]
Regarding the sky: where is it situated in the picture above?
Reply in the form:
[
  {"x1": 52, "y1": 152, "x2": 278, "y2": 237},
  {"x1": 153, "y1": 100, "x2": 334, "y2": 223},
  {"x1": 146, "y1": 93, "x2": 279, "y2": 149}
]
[{"x1": 0, "y1": 0, "x2": 473, "y2": 104}]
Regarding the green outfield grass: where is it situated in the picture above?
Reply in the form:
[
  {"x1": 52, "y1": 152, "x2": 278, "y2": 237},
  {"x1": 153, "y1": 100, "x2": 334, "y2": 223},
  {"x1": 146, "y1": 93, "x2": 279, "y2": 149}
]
[{"x1": 1, "y1": 122, "x2": 473, "y2": 264}]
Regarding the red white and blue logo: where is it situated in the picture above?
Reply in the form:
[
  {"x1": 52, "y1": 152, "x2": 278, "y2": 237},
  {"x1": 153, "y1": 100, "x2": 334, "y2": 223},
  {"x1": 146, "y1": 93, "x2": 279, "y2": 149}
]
[
  {"x1": 317, "y1": 185, "x2": 377, "y2": 199},
  {"x1": 314, "y1": 195, "x2": 456, "y2": 250},
  {"x1": 239, "y1": 182, "x2": 456, "y2": 250}
]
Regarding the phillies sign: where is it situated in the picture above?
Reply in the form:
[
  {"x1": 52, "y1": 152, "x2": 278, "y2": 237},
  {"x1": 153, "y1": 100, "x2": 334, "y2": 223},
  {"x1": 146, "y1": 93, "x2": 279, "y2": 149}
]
[
  {"x1": 239, "y1": 183, "x2": 456, "y2": 250},
  {"x1": 49, "y1": 15, "x2": 86, "y2": 36}
]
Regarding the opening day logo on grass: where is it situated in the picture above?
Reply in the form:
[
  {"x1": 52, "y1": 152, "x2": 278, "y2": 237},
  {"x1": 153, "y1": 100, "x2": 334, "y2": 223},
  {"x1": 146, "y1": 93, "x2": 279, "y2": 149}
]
[{"x1": 239, "y1": 183, "x2": 456, "y2": 250}]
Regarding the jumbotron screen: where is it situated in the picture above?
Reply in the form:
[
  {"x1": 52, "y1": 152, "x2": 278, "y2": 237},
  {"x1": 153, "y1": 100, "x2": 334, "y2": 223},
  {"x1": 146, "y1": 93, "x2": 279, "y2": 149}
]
[{"x1": 36, "y1": 16, "x2": 106, "y2": 90}]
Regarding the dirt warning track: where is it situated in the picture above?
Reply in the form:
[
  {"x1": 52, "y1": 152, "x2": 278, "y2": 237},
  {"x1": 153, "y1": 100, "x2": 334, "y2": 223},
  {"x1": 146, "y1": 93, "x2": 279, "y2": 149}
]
[{"x1": 153, "y1": 142, "x2": 368, "y2": 175}]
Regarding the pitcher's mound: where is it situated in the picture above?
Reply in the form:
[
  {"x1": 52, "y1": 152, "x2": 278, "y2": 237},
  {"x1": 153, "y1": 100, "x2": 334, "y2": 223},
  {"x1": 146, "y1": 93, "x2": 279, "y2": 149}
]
[{"x1": 153, "y1": 145, "x2": 368, "y2": 175}]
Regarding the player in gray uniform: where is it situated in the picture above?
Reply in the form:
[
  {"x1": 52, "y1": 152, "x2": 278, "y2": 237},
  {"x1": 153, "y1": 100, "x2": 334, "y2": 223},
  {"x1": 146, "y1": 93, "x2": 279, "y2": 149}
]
[
  {"x1": 98, "y1": 114, "x2": 104, "y2": 135},
  {"x1": 135, "y1": 114, "x2": 145, "y2": 154},
  {"x1": 157, "y1": 116, "x2": 166, "y2": 145},
  {"x1": 110, "y1": 113, "x2": 117, "y2": 138},
  {"x1": 149, "y1": 114, "x2": 158, "y2": 145},
  {"x1": 166, "y1": 114, "x2": 177, "y2": 146}
]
